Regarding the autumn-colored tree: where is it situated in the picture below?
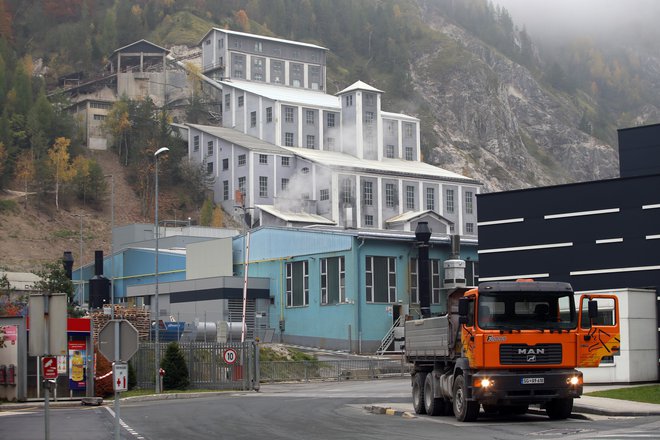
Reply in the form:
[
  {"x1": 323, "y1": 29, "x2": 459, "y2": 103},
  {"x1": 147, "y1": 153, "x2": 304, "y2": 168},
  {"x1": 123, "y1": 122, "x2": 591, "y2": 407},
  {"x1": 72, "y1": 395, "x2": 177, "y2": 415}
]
[
  {"x1": 14, "y1": 151, "x2": 35, "y2": 208},
  {"x1": 47, "y1": 137, "x2": 76, "y2": 210},
  {"x1": 104, "y1": 100, "x2": 130, "y2": 165},
  {"x1": 211, "y1": 205, "x2": 223, "y2": 227},
  {"x1": 234, "y1": 9, "x2": 250, "y2": 32},
  {"x1": 0, "y1": 0, "x2": 11, "y2": 41}
]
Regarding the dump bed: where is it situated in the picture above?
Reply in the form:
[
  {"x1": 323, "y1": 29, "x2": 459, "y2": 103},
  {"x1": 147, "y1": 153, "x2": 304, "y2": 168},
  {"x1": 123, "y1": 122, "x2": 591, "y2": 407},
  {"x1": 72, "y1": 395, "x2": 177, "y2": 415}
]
[{"x1": 404, "y1": 315, "x2": 451, "y2": 359}]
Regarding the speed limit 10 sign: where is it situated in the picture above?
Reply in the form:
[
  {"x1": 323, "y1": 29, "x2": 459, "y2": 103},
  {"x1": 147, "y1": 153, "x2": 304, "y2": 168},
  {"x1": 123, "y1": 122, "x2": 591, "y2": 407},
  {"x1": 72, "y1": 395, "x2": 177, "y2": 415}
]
[{"x1": 223, "y1": 348, "x2": 237, "y2": 364}]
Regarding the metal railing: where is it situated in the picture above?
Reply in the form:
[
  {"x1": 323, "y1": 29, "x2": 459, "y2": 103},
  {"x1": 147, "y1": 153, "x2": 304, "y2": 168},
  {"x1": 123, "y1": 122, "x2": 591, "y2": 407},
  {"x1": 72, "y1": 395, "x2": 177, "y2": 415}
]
[{"x1": 259, "y1": 358, "x2": 409, "y2": 383}]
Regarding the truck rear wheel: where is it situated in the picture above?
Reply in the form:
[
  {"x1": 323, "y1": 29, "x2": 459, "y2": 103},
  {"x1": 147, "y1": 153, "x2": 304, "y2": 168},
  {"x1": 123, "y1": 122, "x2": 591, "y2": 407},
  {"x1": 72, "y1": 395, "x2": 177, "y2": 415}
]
[
  {"x1": 452, "y1": 375, "x2": 479, "y2": 422},
  {"x1": 546, "y1": 398, "x2": 573, "y2": 420},
  {"x1": 423, "y1": 373, "x2": 446, "y2": 416},
  {"x1": 412, "y1": 372, "x2": 427, "y2": 415}
]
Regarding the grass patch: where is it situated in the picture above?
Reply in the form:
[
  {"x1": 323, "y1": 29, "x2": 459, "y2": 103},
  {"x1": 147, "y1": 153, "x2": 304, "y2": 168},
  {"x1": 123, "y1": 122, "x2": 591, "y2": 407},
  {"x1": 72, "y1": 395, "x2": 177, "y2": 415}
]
[
  {"x1": 586, "y1": 385, "x2": 660, "y2": 404},
  {"x1": 52, "y1": 229, "x2": 77, "y2": 239},
  {"x1": 116, "y1": 388, "x2": 223, "y2": 399},
  {"x1": 0, "y1": 199, "x2": 17, "y2": 213}
]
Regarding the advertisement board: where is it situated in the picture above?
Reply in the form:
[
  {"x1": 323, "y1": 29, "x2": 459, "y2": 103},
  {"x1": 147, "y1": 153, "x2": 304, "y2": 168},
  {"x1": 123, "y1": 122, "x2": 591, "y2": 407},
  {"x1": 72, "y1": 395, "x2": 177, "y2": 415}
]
[{"x1": 68, "y1": 340, "x2": 87, "y2": 390}]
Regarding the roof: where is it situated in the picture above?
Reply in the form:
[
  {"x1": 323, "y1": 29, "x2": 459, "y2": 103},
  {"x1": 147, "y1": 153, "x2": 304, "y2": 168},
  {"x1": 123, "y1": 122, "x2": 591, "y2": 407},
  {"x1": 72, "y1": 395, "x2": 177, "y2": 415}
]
[
  {"x1": 220, "y1": 79, "x2": 341, "y2": 109},
  {"x1": 381, "y1": 111, "x2": 419, "y2": 122},
  {"x1": 284, "y1": 147, "x2": 480, "y2": 184},
  {"x1": 186, "y1": 124, "x2": 293, "y2": 155},
  {"x1": 337, "y1": 80, "x2": 384, "y2": 95},
  {"x1": 200, "y1": 28, "x2": 328, "y2": 51},
  {"x1": 111, "y1": 39, "x2": 169, "y2": 57},
  {"x1": 385, "y1": 210, "x2": 452, "y2": 225},
  {"x1": 256, "y1": 205, "x2": 336, "y2": 225},
  {"x1": 0, "y1": 271, "x2": 41, "y2": 291}
]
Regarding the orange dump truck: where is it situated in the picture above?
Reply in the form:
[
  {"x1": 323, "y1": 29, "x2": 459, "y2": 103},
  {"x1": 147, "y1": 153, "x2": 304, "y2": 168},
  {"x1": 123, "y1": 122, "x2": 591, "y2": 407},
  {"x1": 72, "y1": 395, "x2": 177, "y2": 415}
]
[{"x1": 404, "y1": 280, "x2": 620, "y2": 421}]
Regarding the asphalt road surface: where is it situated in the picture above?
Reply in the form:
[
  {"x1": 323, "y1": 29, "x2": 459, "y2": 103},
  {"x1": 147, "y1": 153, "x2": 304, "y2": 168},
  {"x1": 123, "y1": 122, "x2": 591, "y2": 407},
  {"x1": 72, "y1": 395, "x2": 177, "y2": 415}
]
[{"x1": 2, "y1": 379, "x2": 660, "y2": 440}]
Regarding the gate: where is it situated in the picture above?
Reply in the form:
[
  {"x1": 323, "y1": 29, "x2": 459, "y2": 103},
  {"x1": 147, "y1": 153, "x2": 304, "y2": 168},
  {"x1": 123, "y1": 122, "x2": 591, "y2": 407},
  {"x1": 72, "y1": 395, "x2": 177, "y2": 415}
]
[{"x1": 132, "y1": 341, "x2": 258, "y2": 391}]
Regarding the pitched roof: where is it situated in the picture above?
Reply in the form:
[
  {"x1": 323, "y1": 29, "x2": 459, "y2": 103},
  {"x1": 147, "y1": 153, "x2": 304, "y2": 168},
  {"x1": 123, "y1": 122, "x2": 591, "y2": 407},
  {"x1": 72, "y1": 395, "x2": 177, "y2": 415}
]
[
  {"x1": 256, "y1": 205, "x2": 336, "y2": 225},
  {"x1": 336, "y1": 80, "x2": 384, "y2": 95},
  {"x1": 200, "y1": 28, "x2": 328, "y2": 51},
  {"x1": 221, "y1": 79, "x2": 341, "y2": 109},
  {"x1": 111, "y1": 39, "x2": 169, "y2": 57},
  {"x1": 284, "y1": 147, "x2": 480, "y2": 184},
  {"x1": 186, "y1": 124, "x2": 293, "y2": 155},
  {"x1": 385, "y1": 210, "x2": 453, "y2": 225}
]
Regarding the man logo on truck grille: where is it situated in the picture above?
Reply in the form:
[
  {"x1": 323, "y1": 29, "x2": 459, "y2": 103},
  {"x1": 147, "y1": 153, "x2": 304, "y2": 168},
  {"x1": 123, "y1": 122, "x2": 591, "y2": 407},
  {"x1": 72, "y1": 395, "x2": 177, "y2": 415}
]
[
  {"x1": 518, "y1": 348, "x2": 545, "y2": 355},
  {"x1": 527, "y1": 354, "x2": 537, "y2": 362}
]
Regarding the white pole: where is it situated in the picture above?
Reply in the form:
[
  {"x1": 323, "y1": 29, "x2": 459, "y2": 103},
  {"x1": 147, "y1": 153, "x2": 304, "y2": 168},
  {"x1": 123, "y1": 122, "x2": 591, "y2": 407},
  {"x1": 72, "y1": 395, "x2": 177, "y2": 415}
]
[
  {"x1": 154, "y1": 147, "x2": 169, "y2": 393},
  {"x1": 241, "y1": 232, "x2": 251, "y2": 343}
]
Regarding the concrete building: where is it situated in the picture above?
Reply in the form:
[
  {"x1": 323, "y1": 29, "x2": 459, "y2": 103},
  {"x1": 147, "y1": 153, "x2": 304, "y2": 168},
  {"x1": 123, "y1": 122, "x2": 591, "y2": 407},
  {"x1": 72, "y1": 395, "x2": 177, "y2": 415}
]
[
  {"x1": 477, "y1": 123, "x2": 660, "y2": 383},
  {"x1": 190, "y1": 28, "x2": 481, "y2": 233}
]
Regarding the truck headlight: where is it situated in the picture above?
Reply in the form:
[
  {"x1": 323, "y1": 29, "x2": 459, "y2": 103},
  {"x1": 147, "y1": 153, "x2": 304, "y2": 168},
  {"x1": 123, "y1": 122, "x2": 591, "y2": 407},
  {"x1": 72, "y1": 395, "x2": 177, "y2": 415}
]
[
  {"x1": 567, "y1": 376, "x2": 581, "y2": 386},
  {"x1": 474, "y1": 378, "x2": 493, "y2": 388}
]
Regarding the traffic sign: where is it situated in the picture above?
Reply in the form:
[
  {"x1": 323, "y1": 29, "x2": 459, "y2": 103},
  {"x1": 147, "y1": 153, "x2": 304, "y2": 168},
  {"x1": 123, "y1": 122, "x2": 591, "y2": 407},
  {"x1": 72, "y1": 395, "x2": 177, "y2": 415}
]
[
  {"x1": 113, "y1": 362, "x2": 128, "y2": 392},
  {"x1": 99, "y1": 320, "x2": 139, "y2": 362},
  {"x1": 42, "y1": 356, "x2": 58, "y2": 379},
  {"x1": 223, "y1": 348, "x2": 237, "y2": 364}
]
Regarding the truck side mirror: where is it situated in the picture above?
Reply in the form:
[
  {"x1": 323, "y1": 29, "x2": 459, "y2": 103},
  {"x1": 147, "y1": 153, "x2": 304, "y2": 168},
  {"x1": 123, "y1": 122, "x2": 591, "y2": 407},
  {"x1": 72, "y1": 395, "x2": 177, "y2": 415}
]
[
  {"x1": 588, "y1": 300, "x2": 598, "y2": 320},
  {"x1": 458, "y1": 298, "x2": 469, "y2": 324}
]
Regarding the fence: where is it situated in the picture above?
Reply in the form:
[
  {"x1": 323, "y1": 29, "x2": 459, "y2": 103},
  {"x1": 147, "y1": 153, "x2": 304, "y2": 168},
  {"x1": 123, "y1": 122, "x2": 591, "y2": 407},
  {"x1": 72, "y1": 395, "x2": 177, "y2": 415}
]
[
  {"x1": 259, "y1": 358, "x2": 409, "y2": 383},
  {"x1": 132, "y1": 342, "x2": 409, "y2": 390},
  {"x1": 132, "y1": 341, "x2": 258, "y2": 391}
]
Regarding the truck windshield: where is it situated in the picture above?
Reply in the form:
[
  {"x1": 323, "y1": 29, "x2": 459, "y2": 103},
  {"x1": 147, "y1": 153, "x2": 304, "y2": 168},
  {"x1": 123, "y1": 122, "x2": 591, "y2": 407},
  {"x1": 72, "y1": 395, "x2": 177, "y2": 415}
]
[{"x1": 477, "y1": 291, "x2": 577, "y2": 331}]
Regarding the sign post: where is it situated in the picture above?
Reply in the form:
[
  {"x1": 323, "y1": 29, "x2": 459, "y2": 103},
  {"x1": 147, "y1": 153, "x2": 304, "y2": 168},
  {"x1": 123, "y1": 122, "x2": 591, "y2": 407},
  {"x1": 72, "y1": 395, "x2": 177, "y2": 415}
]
[
  {"x1": 98, "y1": 320, "x2": 139, "y2": 440},
  {"x1": 29, "y1": 293, "x2": 67, "y2": 440}
]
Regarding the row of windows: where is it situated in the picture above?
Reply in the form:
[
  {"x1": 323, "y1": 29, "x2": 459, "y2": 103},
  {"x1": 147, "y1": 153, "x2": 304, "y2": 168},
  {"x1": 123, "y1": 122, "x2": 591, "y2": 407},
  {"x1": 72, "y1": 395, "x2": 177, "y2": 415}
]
[{"x1": 286, "y1": 256, "x2": 479, "y2": 307}]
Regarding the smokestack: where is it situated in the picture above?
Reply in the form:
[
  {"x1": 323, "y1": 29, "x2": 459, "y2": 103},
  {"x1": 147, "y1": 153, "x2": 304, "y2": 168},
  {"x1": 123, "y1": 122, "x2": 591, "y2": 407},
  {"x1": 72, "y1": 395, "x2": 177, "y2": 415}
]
[
  {"x1": 450, "y1": 234, "x2": 461, "y2": 259},
  {"x1": 415, "y1": 222, "x2": 432, "y2": 318},
  {"x1": 62, "y1": 251, "x2": 74, "y2": 280},
  {"x1": 94, "y1": 250, "x2": 104, "y2": 276}
]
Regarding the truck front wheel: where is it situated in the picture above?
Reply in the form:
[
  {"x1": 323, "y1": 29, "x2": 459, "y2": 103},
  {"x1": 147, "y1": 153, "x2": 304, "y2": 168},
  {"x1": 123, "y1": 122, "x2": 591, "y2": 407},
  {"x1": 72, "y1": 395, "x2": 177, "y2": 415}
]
[
  {"x1": 452, "y1": 375, "x2": 479, "y2": 422},
  {"x1": 546, "y1": 398, "x2": 573, "y2": 420},
  {"x1": 412, "y1": 372, "x2": 427, "y2": 415}
]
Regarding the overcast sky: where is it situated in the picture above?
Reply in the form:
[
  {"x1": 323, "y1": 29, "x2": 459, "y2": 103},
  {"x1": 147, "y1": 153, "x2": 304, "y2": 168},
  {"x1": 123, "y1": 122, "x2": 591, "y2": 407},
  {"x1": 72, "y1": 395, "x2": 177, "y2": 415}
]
[{"x1": 490, "y1": 0, "x2": 660, "y2": 46}]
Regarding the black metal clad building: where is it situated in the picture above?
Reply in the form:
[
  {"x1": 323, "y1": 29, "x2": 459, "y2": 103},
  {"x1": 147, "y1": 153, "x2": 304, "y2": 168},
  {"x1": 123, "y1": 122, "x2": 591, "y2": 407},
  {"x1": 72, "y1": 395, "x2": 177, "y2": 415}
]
[
  {"x1": 476, "y1": 174, "x2": 660, "y2": 291},
  {"x1": 618, "y1": 123, "x2": 660, "y2": 178}
]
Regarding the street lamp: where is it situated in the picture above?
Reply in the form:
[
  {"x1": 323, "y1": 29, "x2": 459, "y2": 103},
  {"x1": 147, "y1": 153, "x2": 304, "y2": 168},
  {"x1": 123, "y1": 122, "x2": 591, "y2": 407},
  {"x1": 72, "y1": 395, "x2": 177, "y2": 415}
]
[{"x1": 154, "y1": 146, "x2": 169, "y2": 394}]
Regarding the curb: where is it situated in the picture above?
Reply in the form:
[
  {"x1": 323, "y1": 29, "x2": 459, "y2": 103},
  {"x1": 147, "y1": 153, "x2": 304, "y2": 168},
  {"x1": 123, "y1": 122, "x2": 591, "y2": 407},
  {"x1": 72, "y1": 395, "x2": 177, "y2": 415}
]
[{"x1": 364, "y1": 405, "x2": 416, "y2": 418}]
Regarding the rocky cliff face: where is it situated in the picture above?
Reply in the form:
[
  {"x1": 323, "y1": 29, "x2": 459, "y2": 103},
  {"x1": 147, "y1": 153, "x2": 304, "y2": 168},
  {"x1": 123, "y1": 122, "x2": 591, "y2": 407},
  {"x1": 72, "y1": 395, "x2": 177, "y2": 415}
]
[{"x1": 411, "y1": 4, "x2": 619, "y2": 192}]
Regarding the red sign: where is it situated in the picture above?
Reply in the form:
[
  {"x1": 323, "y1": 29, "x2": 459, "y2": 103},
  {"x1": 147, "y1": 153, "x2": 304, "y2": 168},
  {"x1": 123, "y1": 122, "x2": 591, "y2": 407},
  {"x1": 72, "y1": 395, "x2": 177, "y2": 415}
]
[
  {"x1": 223, "y1": 348, "x2": 237, "y2": 364},
  {"x1": 42, "y1": 356, "x2": 58, "y2": 379}
]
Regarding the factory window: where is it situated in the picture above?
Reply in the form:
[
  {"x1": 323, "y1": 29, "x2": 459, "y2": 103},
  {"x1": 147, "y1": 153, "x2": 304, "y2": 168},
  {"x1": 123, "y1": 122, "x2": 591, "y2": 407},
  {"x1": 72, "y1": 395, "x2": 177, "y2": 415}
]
[
  {"x1": 193, "y1": 136, "x2": 199, "y2": 152},
  {"x1": 426, "y1": 188, "x2": 435, "y2": 211},
  {"x1": 327, "y1": 113, "x2": 335, "y2": 127},
  {"x1": 224, "y1": 94, "x2": 230, "y2": 110},
  {"x1": 466, "y1": 222, "x2": 474, "y2": 234},
  {"x1": 238, "y1": 96, "x2": 244, "y2": 107},
  {"x1": 238, "y1": 177, "x2": 246, "y2": 196},
  {"x1": 363, "y1": 181, "x2": 373, "y2": 206},
  {"x1": 285, "y1": 132, "x2": 294, "y2": 147},
  {"x1": 238, "y1": 154, "x2": 246, "y2": 166},
  {"x1": 250, "y1": 111, "x2": 256, "y2": 127},
  {"x1": 406, "y1": 185, "x2": 415, "y2": 210},
  {"x1": 207, "y1": 141, "x2": 214, "y2": 156},
  {"x1": 259, "y1": 154, "x2": 268, "y2": 164},
  {"x1": 223, "y1": 180, "x2": 229, "y2": 200},
  {"x1": 385, "y1": 183, "x2": 396, "y2": 208},
  {"x1": 321, "y1": 256, "x2": 345, "y2": 305},
  {"x1": 281, "y1": 178, "x2": 289, "y2": 191},
  {"x1": 345, "y1": 95, "x2": 353, "y2": 107},
  {"x1": 364, "y1": 214, "x2": 374, "y2": 226},
  {"x1": 266, "y1": 107, "x2": 272, "y2": 123},
  {"x1": 366, "y1": 256, "x2": 396, "y2": 303},
  {"x1": 286, "y1": 260, "x2": 309, "y2": 307},
  {"x1": 306, "y1": 135, "x2": 315, "y2": 149},
  {"x1": 386, "y1": 145, "x2": 395, "y2": 158},
  {"x1": 206, "y1": 162, "x2": 213, "y2": 174},
  {"x1": 306, "y1": 110, "x2": 315, "y2": 125},
  {"x1": 465, "y1": 191, "x2": 474, "y2": 214},
  {"x1": 281, "y1": 157, "x2": 290, "y2": 167},
  {"x1": 405, "y1": 147, "x2": 413, "y2": 161},
  {"x1": 285, "y1": 107, "x2": 294, "y2": 123},
  {"x1": 259, "y1": 176, "x2": 268, "y2": 197},
  {"x1": 320, "y1": 189, "x2": 329, "y2": 201},
  {"x1": 446, "y1": 189, "x2": 455, "y2": 213},
  {"x1": 222, "y1": 158, "x2": 229, "y2": 170}
]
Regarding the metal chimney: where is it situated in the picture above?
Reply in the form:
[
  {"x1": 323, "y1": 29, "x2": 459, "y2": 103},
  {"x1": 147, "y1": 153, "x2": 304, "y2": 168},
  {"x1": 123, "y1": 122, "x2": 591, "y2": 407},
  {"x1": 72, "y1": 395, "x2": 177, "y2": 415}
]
[
  {"x1": 415, "y1": 222, "x2": 432, "y2": 318},
  {"x1": 94, "y1": 250, "x2": 104, "y2": 276}
]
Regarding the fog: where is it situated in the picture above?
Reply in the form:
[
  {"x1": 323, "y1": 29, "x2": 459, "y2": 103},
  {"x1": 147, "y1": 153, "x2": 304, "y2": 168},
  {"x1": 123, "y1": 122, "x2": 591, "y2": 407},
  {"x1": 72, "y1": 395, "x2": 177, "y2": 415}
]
[{"x1": 491, "y1": 0, "x2": 660, "y2": 47}]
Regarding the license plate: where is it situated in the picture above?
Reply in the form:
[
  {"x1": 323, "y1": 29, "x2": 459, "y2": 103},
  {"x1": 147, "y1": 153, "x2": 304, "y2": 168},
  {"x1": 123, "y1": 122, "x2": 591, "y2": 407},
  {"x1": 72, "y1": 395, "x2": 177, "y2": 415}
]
[{"x1": 521, "y1": 377, "x2": 544, "y2": 384}]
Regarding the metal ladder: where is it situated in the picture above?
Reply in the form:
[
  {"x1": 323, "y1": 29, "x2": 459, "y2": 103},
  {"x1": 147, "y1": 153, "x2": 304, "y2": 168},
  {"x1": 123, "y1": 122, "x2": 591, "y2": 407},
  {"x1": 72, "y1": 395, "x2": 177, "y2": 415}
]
[{"x1": 375, "y1": 315, "x2": 403, "y2": 355}]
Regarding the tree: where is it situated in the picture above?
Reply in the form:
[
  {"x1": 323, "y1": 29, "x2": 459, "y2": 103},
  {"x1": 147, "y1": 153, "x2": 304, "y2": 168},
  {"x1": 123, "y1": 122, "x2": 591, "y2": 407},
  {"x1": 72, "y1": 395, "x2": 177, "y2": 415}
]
[
  {"x1": 200, "y1": 198, "x2": 213, "y2": 226},
  {"x1": 234, "y1": 9, "x2": 250, "y2": 32},
  {"x1": 31, "y1": 259, "x2": 79, "y2": 317},
  {"x1": 14, "y1": 150, "x2": 35, "y2": 207},
  {"x1": 0, "y1": 142, "x2": 7, "y2": 190},
  {"x1": 160, "y1": 342, "x2": 190, "y2": 390},
  {"x1": 47, "y1": 137, "x2": 76, "y2": 210},
  {"x1": 211, "y1": 205, "x2": 223, "y2": 227}
]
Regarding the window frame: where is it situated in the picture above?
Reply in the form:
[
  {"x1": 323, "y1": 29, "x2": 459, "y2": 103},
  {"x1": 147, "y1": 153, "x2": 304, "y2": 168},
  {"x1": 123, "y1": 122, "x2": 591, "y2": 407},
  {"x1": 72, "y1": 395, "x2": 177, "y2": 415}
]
[
  {"x1": 366, "y1": 256, "x2": 396, "y2": 303},
  {"x1": 286, "y1": 260, "x2": 309, "y2": 307}
]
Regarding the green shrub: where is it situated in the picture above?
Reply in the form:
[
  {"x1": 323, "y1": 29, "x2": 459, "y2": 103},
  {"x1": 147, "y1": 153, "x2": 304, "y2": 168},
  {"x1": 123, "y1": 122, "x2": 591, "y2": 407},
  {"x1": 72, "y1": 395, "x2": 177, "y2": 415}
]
[{"x1": 160, "y1": 342, "x2": 190, "y2": 390}]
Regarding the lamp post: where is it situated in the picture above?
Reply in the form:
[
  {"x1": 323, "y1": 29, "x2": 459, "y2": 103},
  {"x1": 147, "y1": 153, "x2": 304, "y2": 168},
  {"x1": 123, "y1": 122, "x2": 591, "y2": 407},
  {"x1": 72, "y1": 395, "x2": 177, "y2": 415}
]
[
  {"x1": 154, "y1": 147, "x2": 169, "y2": 394},
  {"x1": 104, "y1": 175, "x2": 115, "y2": 319}
]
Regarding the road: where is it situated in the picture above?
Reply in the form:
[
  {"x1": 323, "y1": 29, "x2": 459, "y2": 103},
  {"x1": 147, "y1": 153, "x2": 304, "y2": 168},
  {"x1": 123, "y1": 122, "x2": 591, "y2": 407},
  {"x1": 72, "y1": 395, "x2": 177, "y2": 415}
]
[{"x1": 2, "y1": 379, "x2": 659, "y2": 440}]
